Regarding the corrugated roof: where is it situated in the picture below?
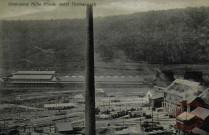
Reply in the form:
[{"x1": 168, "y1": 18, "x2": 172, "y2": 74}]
[
  {"x1": 11, "y1": 75, "x2": 52, "y2": 80},
  {"x1": 14, "y1": 71, "x2": 55, "y2": 75}
]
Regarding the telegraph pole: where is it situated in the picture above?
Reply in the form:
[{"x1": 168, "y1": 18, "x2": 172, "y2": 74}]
[
  {"x1": 152, "y1": 107, "x2": 154, "y2": 129},
  {"x1": 109, "y1": 96, "x2": 110, "y2": 114},
  {"x1": 85, "y1": 5, "x2": 95, "y2": 135}
]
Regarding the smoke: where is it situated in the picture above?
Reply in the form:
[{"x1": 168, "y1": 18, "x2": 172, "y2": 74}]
[{"x1": 152, "y1": 68, "x2": 174, "y2": 87}]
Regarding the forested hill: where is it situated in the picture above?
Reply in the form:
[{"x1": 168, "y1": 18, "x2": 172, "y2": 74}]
[
  {"x1": 95, "y1": 7, "x2": 209, "y2": 63},
  {"x1": 1, "y1": 7, "x2": 209, "y2": 74}
]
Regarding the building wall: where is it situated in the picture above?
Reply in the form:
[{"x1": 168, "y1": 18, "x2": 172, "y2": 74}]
[{"x1": 162, "y1": 93, "x2": 183, "y2": 116}]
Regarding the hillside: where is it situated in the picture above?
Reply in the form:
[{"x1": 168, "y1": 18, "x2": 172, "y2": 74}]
[
  {"x1": 95, "y1": 7, "x2": 209, "y2": 64},
  {"x1": 0, "y1": 7, "x2": 209, "y2": 75}
]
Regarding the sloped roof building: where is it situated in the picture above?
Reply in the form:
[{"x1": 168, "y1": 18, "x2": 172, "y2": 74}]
[
  {"x1": 3, "y1": 71, "x2": 58, "y2": 90},
  {"x1": 162, "y1": 79, "x2": 206, "y2": 116}
]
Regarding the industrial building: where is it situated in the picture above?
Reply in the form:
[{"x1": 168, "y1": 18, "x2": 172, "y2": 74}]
[
  {"x1": 175, "y1": 89, "x2": 209, "y2": 134},
  {"x1": 1, "y1": 71, "x2": 145, "y2": 90},
  {"x1": 161, "y1": 79, "x2": 206, "y2": 116},
  {"x1": 2, "y1": 71, "x2": 59, "y2": 90}
]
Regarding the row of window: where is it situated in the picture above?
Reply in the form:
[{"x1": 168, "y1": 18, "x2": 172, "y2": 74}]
[
  {"x1": 6, "y1": 84, "x2": 57, "y2": 87},
  {"x1": 11, "y1": 79, "x2": 51, "y2": 82}
]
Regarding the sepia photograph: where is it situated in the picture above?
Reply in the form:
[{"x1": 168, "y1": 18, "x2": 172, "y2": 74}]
[{"x1": 0, "y1": 0, "x2": 209, "y2": 135}]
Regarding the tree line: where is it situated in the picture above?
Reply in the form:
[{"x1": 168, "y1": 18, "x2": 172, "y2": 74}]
[{"x1": 0, "y1": 7, "x2": 209, "y2": 74}]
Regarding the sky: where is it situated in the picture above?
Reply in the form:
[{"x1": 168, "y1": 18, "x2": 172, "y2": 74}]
[{"x1": 0, "y1": 0, "x2": 209, "y2": 20}]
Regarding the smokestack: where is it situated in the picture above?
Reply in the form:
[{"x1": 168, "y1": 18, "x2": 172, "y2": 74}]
[
  {"x1": 85, "y1": 5, "x2": 95, "y2": 135},
  {"x1": 0, "y1": 21, "x2": 3, "y2": 77}
]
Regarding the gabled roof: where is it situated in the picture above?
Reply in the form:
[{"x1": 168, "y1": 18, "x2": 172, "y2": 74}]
[
  {"x1": 13, "y1": 71, "x2": 55, "y2": 75},
  {"x1": 167, "y1": 79, "x2": 200, "y2": 90},
  {"x1": 164, "y1": 79, "x2": 205, "y2": 98},
  {"x1": 11, "y1": 75, "x2": 53, "y2": 80}
]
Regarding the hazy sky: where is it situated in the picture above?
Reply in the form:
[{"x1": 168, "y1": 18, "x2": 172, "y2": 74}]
[{"x1": 0, "y1": 0, "x2": 209, "y2": 20}]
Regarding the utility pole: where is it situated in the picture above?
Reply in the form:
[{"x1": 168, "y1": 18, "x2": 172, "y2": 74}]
[
  {"x1": 3, "y1": 118, "x2": 5, "y2": 132},
  {"x1": 109, "y1": 96, "x2": 110, "y2": 114},
  {"x1": 123, "y1": 116, "x2": 124, "y2": 126},
  {"x1": 85, "y1": 5, "x2": 95, "y2": 135},
  {"x1": 152, "y1": 107, "x2": 154, "y2": 129}
]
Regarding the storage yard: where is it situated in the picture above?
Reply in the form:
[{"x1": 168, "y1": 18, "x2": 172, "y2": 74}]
[{"x1": 0, "y1": 84, "x2": 177, "y2": 135}]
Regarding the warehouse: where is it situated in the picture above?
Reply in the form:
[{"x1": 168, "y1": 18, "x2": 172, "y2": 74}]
[
  {"x1": 2, "y1": 71, "x2": 59, "y2": 90},
  {"x1": 1, "y1": 71, "x2": 145, "y2": 90}
]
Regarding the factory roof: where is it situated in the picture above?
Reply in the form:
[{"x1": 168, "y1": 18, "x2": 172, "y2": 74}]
[
  {"x1": 11, "y1": 75, "x2": 53, "y2": 80},
  {"x1": 164, "y1": 79, "x2": 205, "y2": 98},
  {"x1": 167, "y1": 79, "x2": 200, "y2": 91},
  {"x1": 13, "y1": 71, "x2": 55, "y2": 75}
]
